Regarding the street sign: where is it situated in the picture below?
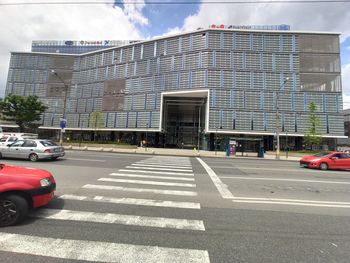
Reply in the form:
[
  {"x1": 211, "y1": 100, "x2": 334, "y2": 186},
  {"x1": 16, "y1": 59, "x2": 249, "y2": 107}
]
[{"x1": 60, "y1": 118, "x2": 67, "y2": 129}]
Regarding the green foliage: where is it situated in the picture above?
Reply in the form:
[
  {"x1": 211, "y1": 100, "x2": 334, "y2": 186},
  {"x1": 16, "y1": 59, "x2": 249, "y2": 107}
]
[
  {"x1": 88, "y1": 111, "x2": 104, "y2": 141},
  {"x1": 0, "y1": 95, "x2": 47, "y2": 132},
  {"x1": 304, "y1": 102, "x2": 322, "y2": 148}
]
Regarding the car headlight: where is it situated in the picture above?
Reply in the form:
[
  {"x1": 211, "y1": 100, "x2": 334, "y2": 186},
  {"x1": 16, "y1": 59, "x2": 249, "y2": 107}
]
[
  {"x1": 40, "y1": 178, "x2": 51, "y2": 187},
  {"x1": 310, "y1": 158, "x2": 321, "y2": 163}
]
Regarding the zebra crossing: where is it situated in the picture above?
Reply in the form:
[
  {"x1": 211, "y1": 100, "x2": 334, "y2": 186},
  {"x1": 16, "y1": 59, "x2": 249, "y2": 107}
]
[{"x1": 0, "y1": 156, "x2": 210, "y2": 263}]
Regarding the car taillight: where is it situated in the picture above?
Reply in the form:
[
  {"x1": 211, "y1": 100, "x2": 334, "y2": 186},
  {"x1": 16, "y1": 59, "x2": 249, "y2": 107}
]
[{"x1": 44, "y1": 149, "x2": 51, "y2": 153}]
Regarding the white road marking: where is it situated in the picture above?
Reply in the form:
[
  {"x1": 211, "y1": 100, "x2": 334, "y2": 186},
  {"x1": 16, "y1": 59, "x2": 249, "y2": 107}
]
[
  {"x1": 119, "y1": 169, "x2": 194, "y2": 176},
  {"x1": 232, "y1": 199, "x2": 350, "y2": 208},
  {"x1": 232, "y1": 196, "x2": 350, "y2": 205},
  {"x1": 31, "y1": 209, "x2": 205, "y2": 231},
  {"x1": 109, "y1": 173, "x2": 195, "y2": 181},
  {"x1": 220, "y1": 176, "x2": 350, "y2": 185},
  {"x1": 196, "y1": 158, "x2": 235, "y2": 199},
  {"x1": 126, "y1": 166, "x2": 193, "y2": 172},
  {"x1": 60, "y1": 194, "x2": 201, "y2": 209},
  {"x1": 0, "y1": 233, "x2": 210, "y2": 263},
  {"x1": 82, "y1": 184, "x2": 197, "y2": 196},
  {"x1": 98, "y1": 178, "x2": 196, "y2": 188},
  {"x1": 66, "y1": 158, "x2": 106, "y2": 162},
  {"x1": 132, "y1": 163, "x2": 192, "y2": 169},
  {"x1": 136, "y1": 161, "x2": 192, "y2": 167}
]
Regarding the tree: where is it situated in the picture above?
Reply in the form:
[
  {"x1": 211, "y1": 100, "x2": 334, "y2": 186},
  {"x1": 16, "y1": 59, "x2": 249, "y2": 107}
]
[
  {"x1": 304, "y1": 101, "x2": 322, "y2": 149},
  {"x1": 0, "y1": 95, "x2": 47, "y2": 132},
  {"x1": 88, "y1": 111, "x2": 104, "y2": 141}
]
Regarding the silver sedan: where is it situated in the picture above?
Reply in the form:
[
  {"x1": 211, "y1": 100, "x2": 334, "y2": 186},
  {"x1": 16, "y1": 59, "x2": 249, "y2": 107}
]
[{"x1": 0, "y1": 139, "x2": 65, "y2": 162}]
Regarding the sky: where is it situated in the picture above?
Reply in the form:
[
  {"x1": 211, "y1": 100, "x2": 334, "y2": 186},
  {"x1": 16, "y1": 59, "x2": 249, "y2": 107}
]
[{"x1": 0, "y1": 0, "x2": 350, "y2": 108}]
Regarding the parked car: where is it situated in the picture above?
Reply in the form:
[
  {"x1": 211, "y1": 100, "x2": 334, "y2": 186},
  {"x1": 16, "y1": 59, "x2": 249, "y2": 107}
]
[
  {"x1": 0, "y1": 133, "x2": 38, "y2": 147},
  {"x1": 0, "y1": 139, "x2": 65, "y2": 162},
  {"x1": 300, "y1": 152, "x2": 350, "y2": 170},
  {"x1": 0, "y1": 164, "x2": 56, "y2": 226}
]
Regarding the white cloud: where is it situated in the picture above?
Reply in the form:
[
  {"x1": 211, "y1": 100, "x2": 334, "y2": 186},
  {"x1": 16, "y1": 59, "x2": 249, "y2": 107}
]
[
  {"x1": 0, "y1": 0, "x2": 148, "y2": 97},
  {"x1": 167, "y1": 1, "x2": 350, "y2": 42}
]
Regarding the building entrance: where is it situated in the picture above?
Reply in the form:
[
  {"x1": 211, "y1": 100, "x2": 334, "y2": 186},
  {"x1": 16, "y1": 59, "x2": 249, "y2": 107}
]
[{"x1": 162, "y1": 97, "x2": 206, "y2": 149}]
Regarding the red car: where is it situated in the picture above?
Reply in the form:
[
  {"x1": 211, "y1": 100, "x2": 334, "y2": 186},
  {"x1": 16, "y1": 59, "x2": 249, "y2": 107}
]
[
  {"x1": 300, "y1": 152, "x2": 350, "y2": 170},
  {"x1": 0, "y1": 164, "x2": 56, "y2": 226}
]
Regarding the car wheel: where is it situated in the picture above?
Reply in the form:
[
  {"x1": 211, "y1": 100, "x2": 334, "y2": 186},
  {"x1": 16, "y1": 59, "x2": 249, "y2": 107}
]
[
  {"x1": 29, "y1": 153, "x2": 39, "y2": 162},
  {"x1": 320, "y1": 163, "x2": 328, "y2": 170},
  {"x1": 0, "y1": 194, "x2": 29, "y2": 227}
]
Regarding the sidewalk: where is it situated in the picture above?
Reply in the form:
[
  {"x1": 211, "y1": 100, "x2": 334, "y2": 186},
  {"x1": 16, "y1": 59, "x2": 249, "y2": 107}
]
[{"x1": 63, "y1": 144, "x2": 301, "y2": 161}]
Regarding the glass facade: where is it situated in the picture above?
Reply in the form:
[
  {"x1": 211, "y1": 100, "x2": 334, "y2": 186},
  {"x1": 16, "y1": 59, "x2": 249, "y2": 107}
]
[{"x1": 5, "y1": 29, "x2": 344, "y2": 149}]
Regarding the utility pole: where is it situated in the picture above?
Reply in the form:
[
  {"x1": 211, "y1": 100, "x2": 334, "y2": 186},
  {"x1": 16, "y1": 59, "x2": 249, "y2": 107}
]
[
  {"x1": 51, "y1": 70, "x2": 68, "y2": 145},
  {"x1": 276, "y1": 77, "x2": 289, "y2": 160}
]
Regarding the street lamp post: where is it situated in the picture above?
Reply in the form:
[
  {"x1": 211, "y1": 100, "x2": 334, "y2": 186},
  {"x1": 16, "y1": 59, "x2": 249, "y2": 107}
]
[
  {"x1": 50, "y1": 70, "x2": 68, "y2": 145},
  {"x1": 276, "y1": 77, "x2": 289, "y2": 160},
  {"x1": 286, "y1": 130, "x2": 288, "y2": 159},
  {"x1": 215, "y1": 126, "x2": 218, "y2": 156},
  {"x1": 197, "y1": 105, "x2": 201, "y2": 152},
  {"x1": 145, "y1": 122, "x2": 148, "y2": 152}
]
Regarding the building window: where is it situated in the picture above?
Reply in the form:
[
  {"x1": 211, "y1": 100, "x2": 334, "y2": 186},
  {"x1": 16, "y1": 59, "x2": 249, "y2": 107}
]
[
  {"x1": 147, "y1": 59, "x2": 151, "y2": 74},
  {"x1": 133, "y1": 62, "x2": 137, "y2": 76},
  {"x1": 157, "y1": 57, "x2": 161, "y2": 73},
  {"x1": 289, "y1": 54, "x2": 294, "y2": 72},
  {"x1": 198, "y1": 52, "x2": 203, "y2": 68},
  {"x1": 205, "y1": 70, "x2": 208, "y2": 87},
  {"x1": 205, "y1": 32, "x2": 209, "y2": 49},
  {"x1": 131, "y1": 46, "x2": 135, "y2": 61},
  {"x1": 294, "y1": 113, "x2": 298, "y2": 132},
  {"x1": 178, "y1": 37, "x2": 182, "y2": 53},
  {"x1": 164, "y1": 40, "x2": 167, "y2": 56},
  {"x1": 232, "y1": 32, "x2": 236, "y2": 50},
  {"x1": 260, "y1": 91, "x2": 264, "y2": 110},
  {"x1": 220, "y1": 32, "x2": 224, "y2": 49},
  {"x1": 304, "y1": 93, "x2": 308, "y2": 111},
  {"x1": 232, "y1": 71, "x2": 236, "y2": 89},
  {"x1": 326, "y1": 115, "x2": 330, "y2": 133},
  {"x1": 189, "y1": 71, "x2": 193, "y2": 88},
  {"x1": 279, "y1": 35, "x2": 283, "y2": 52},
  {"x1": 189, "y1": 35, "x2": 193, "y2": 51},
  {"x1": 140, "y1": 44, "x2": 144, "y2": 59},
  {"x1": 154, "y1": 42, "x2": 157, "y2": 57},
  {"x1": 120, "y1": 49, "x2": 123, "y2": 63},
  {"x1": 292, "y1": 35, "x2": 296, "y2": 52},
  {"x1": 272, "y1": 53, "x2": 276, "y2": 71},
  {"x1": 250, "y1": 72, "x2": 254, "y2": 89},
  {"x1": 171, "y1": 56, "x2": 175, "y2": 71},
  {"x1": 242, "y1": 52, "x2": 246, "y2": 69},
  {"x1": 232, "y1": 111, "x2": 236, "y2": 130},
  {"x1": 251, "y1": 112, "x2": 254, "y2": 130},
  {"x1": 220, "y1": 70, "x2": 224, "y2": 88},
  {"x1": 212, "y1": 51, "x2": 216, "y2": 67},
  {"x1": 264, "y1": 112, "x2": 267, "y2": 131}
]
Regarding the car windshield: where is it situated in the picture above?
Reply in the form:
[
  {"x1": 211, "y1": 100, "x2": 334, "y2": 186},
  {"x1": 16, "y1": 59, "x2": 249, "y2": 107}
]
[
  {"x1": 39, "y1": 140, "x2": 58, "y2": 147},
  {"x1": 312, "y1": 152, "x2": 330, "y2": 157}
]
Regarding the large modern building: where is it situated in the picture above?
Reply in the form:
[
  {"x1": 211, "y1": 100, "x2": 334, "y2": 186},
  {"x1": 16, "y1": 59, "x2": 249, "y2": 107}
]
[{"x1": 5, "y1": 28, "x2": 345, "y2": 151}]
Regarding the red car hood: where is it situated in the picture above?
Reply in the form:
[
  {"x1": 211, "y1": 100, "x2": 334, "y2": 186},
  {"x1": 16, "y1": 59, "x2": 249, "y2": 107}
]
[{"x1": 0, "y1": 164, "x2": 52, "y2": 179}]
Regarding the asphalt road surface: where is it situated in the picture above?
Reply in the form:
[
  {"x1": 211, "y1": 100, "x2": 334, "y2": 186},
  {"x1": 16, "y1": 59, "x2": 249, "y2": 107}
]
[{"x1": 1, "y1": 151, "x2": 350, "y2": 263}]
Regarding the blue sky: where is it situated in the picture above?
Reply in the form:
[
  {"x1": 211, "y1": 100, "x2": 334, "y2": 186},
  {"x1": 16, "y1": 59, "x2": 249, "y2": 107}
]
[{"x1": 0, "y1": 0, "x2": 349, "y2": 107}]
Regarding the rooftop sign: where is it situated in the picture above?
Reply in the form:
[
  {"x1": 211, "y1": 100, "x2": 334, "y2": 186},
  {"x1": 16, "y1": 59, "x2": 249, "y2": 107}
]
[{"x1": 209, "y1": 24, "x2": 290, "y2": 31}]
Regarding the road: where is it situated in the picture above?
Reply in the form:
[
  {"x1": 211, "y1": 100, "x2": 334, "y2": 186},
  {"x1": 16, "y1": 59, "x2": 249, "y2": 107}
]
[{"x1": 1, "y1": 151, "x2": 350, "y2": 263}]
